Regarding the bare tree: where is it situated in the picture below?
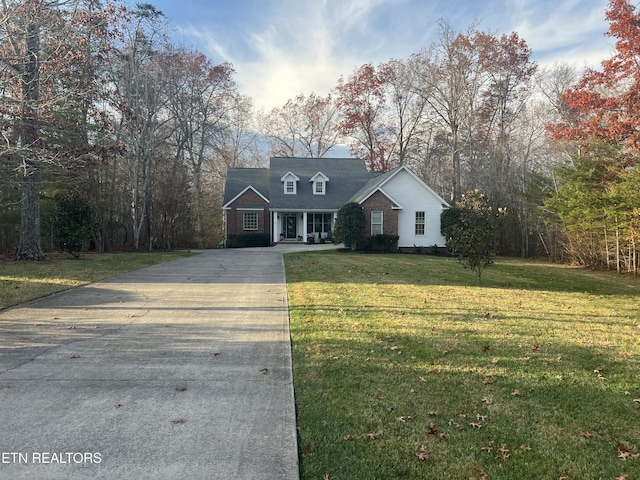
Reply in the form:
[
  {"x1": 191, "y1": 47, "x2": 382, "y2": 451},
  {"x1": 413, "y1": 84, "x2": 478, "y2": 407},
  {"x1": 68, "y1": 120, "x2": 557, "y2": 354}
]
[
  {"x1": 0, "y1": 0, "x2": 111, "y2": 259},
  {"x1": 164, "y1": 47, "x2": 236, "y2": 246},
  {"x1": 109, "y1": 2, "x2": 174, "y2": 250},
  {"x1": 411, "y1": 21, "x2": 485, "y2": 202},
  {"x1": 259, "y1": 92, "x2": 340, "y2": 158}
]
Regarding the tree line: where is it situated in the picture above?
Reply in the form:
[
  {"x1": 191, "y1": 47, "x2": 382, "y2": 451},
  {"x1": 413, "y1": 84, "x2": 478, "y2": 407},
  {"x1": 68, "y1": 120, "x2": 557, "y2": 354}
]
[{"x1": 1, "y1": 0, "x2": 638, "y2": 274}]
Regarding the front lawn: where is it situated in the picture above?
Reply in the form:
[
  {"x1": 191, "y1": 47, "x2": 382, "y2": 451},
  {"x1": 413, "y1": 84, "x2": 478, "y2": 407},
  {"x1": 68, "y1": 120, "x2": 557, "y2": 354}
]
[
  {"x1": 0, "y1": 251, "x2": 192, "y2": 310},
  {"x1": 285, "y1": 252, "x2": 640, "y2": 480}
]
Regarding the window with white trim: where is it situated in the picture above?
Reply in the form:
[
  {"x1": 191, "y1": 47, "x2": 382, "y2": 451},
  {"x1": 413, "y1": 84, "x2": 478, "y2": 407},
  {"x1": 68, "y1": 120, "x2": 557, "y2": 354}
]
[
  {"x1": 314, "y1": 181, "x2": 325, "y2": 194},
  {"x1": 243, "y1": 212, "x2": 258, "y2": 230},
  {"x1": 285, "y1": 180, "x2": 295, "y2": 194},
  {"x1": 415, "y1": 211, "x2": 425, "y2": 235},
  {"x1": 371, "y1": 211, "x2": 383, "y2": 235}
]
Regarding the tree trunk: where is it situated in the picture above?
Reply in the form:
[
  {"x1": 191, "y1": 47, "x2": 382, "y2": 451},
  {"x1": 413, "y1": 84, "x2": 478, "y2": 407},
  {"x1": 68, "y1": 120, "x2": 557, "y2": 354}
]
[
  {"x1": 16, "y1": 168, "x2": 45, "y2": 260},
  {"x1": 16, "y1": 15, "x2": 45, "y2": 261}
]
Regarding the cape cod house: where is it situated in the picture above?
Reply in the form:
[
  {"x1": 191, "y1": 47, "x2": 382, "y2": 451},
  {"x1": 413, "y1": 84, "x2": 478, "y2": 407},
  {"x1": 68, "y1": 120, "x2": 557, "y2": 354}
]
[{"x1": 222, "y1": 157, "x2": 449, "y2": 250}]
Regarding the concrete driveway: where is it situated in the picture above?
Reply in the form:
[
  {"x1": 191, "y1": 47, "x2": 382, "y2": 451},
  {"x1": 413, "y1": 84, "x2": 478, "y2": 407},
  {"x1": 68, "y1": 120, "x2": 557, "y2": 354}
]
[{"x1": 0, "y1": 244, "x2": 335, "y2": 479}]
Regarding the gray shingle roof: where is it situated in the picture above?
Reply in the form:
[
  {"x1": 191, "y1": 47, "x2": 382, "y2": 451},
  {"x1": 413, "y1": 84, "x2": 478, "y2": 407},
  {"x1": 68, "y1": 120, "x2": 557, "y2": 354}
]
[
  {"x1": 223, "y1": 157, "x2": 385, "y2": 211},
  {"x1": 222, "y1": 168, "x2": 270, "y2": 207},
  {"x1": 347, "y1": 167, "x2": 400, "y2": 204},
  {"x1": 268, "y1": 157, "x2": 380, "y2": 210}
]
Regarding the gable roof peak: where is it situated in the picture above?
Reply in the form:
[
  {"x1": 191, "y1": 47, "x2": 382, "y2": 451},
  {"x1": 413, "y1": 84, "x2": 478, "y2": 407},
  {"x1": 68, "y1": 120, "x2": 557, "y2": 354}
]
[
  {"x1": 309, "y1": 171, "x2": 330, "y2": 182},
  {"x1": 280, "y1": 171, "x2": 300, "y2": 182}
]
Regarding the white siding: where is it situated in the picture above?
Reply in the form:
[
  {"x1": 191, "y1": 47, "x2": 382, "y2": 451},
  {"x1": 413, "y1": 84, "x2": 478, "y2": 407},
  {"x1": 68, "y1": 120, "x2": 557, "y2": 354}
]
[{"x1": 381, "y1": 170, "x2": 447, "y2": 247}]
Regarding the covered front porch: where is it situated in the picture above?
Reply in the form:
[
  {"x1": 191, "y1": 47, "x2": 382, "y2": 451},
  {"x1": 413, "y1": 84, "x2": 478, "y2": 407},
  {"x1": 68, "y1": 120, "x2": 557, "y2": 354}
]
[{"x1": 272, "y1": 211, "x2": 336, "y2": 243}]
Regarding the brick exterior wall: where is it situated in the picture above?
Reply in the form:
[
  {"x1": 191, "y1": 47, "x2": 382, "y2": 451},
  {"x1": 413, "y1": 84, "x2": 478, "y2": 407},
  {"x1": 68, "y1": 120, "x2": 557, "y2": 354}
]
[
  {"x1": 361, "y1": 190, "x2": 399, "y2": 239},
  {"x1": 225, "y1": 189, "x2": 270, "y2": 241}
]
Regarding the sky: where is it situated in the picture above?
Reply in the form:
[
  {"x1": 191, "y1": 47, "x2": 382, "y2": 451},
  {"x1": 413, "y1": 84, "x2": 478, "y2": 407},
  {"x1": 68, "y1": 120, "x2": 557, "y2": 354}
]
[{"x1": 128, "y1": 0, "x2": 615, "y2": 112}]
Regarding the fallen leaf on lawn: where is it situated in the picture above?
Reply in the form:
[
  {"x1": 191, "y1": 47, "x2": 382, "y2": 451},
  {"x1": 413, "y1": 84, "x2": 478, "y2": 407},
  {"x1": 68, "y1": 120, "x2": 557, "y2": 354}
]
[
  {"x1": 579, "y1": 431, "x2": 593, "y2": 438},
  {"x1": 481, "y1": 441, "x2": 494, "y2": 452},
  {"x1": 170, "y1": 418, "x2": 185, "y2": 424},
  {"x1": 175, "y1": 386, "x2": 187, "y2": 392},
  {"x1": 593, "y1": 367, "x2": 607, "y2": 380},
  {"x1": 343, "y1": 435, "x2": 355, "y2": 441},
  {"x1": 532, "y1": 344, "x2": 540, "y2": 352},
  {"x1": 511, "y1": 390, "x2": 522, "y2": 397},
  {"x1": 419, "y1": 376, "x2": 427, "y2": 382},
  {"x1": 520, "y1": 445, "x2": 532, "y2": 451},
  {"x1": 114, "y1": 402, "x2": 122, "y2": 408},
  {"x1": 457, "y1": 414, "x2": 467, "y2": 420},
  {"x1": 395, "y1": 416, "x2": 406, "y2": 423},
  {"x1": 495, "y1": 444, "x2": 510, "y2": 461},
  {"x1": 476, "y1": 414, "x2": 487, "y2": 421},
  {"x1": 469, "y1": 422, "x2": 482, "y2": 429},
  {"x1": 618, "y1": 450, "x2": 631, "y2": 461},
  {"x1": 414, "y1": 451, "x2": 430, "y2": 461},
  {"x1": 483, "y1": 346, "x2": 490, "y2": 352},
  {"x1": 414, "y1": 445, "x2": 430, "y2": 461},
  {"x1": 428, "y1": 410, "x2": 440, "y2": 416},
  {"x1": 427, "y1": 424, "x2": 438, "y2": 435},
  {"x1": 303, "y1": 444, "x2": 311, "y2": 452},
  {"x1": 469, "y1": 469, "x2": 489, "y2": 480},
  {"x1": 482, "y1": 397, "x2": 493, "y2": 404},
  {"x1": 366, "y1": 433, "x2": 379, "y2": 440},
  {"x1": 448, "y1": 420, "x2": 463, "y2": 429},
  {"x1": 616, "y1": 475, "x2": 628, "y2": 480},
  {"x1": 491, "y1": 358, "x2": 499, "y2": 364}
]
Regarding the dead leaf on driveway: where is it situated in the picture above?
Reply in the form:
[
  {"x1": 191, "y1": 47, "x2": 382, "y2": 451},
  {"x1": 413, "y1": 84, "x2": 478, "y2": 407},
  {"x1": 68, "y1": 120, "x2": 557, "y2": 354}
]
[{"x1": 171, "y1": 418, "x2": 185, "y2": 424}]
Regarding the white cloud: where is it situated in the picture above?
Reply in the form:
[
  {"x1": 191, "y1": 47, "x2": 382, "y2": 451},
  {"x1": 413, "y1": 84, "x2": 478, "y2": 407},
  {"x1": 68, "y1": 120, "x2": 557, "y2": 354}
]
[
  {"x1": 168, "y1": 0, "x2": 616, "y2": 111},
  {"x1": 508, "y1": 1, "x2": 611, "y2": 68},
  {"x1": 187, "y1": 0, "x2": 420, "y2": 111}
]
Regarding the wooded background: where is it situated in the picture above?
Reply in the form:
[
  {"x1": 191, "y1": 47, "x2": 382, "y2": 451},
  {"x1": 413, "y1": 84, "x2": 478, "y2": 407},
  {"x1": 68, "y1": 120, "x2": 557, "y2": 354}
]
[{"x1": 1, "y1": 0, "x2": 638, "y2": 273}]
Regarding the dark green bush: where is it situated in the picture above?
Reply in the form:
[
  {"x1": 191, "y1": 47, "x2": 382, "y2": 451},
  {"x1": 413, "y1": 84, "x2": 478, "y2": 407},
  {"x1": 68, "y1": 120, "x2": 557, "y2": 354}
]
[
  {"x1": 334, "y1": 202, "x2": 365, "y2": 251},
  {"x1": 367, "y1": 234, "x2": 399, "y2": 251},
  {"x1": 52, "y1": 192, "x2": 96, "y2": 258},
  {"x1": 227, "y1": 233, "x2": 271, "y2": 248}
]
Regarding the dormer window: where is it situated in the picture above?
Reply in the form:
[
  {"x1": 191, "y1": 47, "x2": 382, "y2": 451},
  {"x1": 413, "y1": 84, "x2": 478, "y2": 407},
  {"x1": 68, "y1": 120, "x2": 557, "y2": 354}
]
[
  {"x1": 281, "y1": 171, "x2": 300, "y2": 195},
  {"x1": 309, "y1": 172, "x2": 329, "y2": 196},
  {"x1": 286, "y1": 180, "x2": 295, "y2": 194}
]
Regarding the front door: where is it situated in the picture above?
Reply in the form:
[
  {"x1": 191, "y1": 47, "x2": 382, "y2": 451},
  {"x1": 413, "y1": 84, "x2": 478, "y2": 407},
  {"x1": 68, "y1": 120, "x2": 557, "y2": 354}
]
[{"x1": 286, "y1": 215, "x2": 297, "y2": 239}]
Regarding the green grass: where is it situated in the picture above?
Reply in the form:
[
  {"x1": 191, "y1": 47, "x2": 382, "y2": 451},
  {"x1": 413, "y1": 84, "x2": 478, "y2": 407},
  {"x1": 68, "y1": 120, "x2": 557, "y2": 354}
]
[
  {"x1": 0, "y1": 251, "x2": 192, "y2": 310},
  {"x1": 285, "y1": 251, "x2": 640, "y2": 480}
]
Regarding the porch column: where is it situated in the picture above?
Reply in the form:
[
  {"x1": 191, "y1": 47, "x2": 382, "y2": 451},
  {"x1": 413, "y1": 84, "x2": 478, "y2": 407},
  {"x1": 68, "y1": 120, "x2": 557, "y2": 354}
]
[
  {"x1": 273, "y1": 212, "x2": 279, "y2": 243},
  {"x1": 303, "y1": 212, "x2": 308, "y2": 242}
]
